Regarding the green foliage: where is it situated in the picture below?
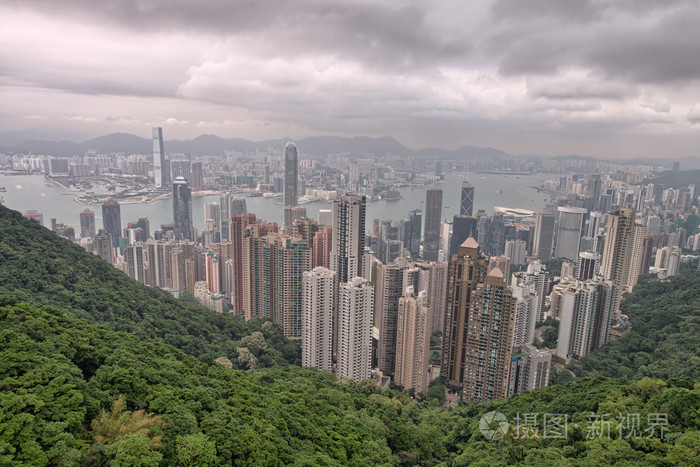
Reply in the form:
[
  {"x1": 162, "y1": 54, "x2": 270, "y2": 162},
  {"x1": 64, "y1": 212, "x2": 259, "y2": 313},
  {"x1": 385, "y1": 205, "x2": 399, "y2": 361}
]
[
  {"x1": 570, "y1": 272, "x2": 700, "y2": 380},
  {"x1": 176, "y1": 433, "x2": 217, "y2": 467},
  {"x1": 0, "y1": 202, "x2": 699, "y2": 465},
  {"x1": 0, "y1": 205, "x2": 300, "y2": 368}
]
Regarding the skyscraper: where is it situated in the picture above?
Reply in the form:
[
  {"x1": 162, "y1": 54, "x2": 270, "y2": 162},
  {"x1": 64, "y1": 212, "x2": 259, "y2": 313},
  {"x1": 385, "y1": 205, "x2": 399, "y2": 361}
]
[
  {"x1": 172, "y1": 176, "x2": 194, "y2": 241},
  {"x1": 442, "y1": 237, "x2": 488, "y2": 390},
  {"x1": 460, "y1": 180, "x2": 474, "y2": 216},
  {"x1": 600, "y1": 207, "x2": 636, "y2": 316},
  {"x1": 79, "y1": 209, "x2": 96, "y2": 238},
  {"x1": 533, "y1": 211, "x2": 555, "y2": 261},
  {"x1": 101, "y1": 197, "x2": 121, "y2": 248},
  {"x1": 373, "y1": 261, "x2": 406, "y2": 375},
  {"x1": 302, "y1": 267, "x2": 335, "y2": 372},
  {"x1": 462, "y1": 266, "x2": 516, "y2": 402},
  {"x1": 554, "y1": 206, "x2": 587, "y2": 260},
  {"x1": 505, "y1": 239, "x2": 527, "y2": 266},
  {"x1": 449, "y1": 215, "x2": 478, "y2": 257},
  {"x1": 331, "y1": 194, "x2": 366, "y2": 285},
  {"x1": 508, "y1": 344, "x2": 551, "y2": 397},
  {"x1": 152, "y1": 127, "x2": 166, "y2": 189},
  {"x1": 423, "y1": 188, "x2": 443, "y2": 261},
  {"x1": 284, "y1": 142, "x2": 298, "y2": 223},
  {"x1": 556, "y1": 277, "x2": 614, "y2": 361},
  {"x1": 512, "y1": 282, "x2": 538, "y2": 346},
  {"x1": 402, "y1": 209, "x2": 422, "y2": 258},
  {"x1": 337, "y1": 277, "x2": 373, "y2": 382},
  {"x1": 575, "y1": 251, "x2": 601, "y2": 281},
  {"x1": 231, "y1": 197, "x2": 247, "y2": 216},
  {"x1": 219, "y1": 193, "x2": 231, "y2": 242},
  {"x1": 204, "y1": 202, "x2": 222, "y2": 243},
  {"x1": 395, "y1": 287, "x2": 432, "y2": 395},
  {"x1": 93, "y1": 229, "x2": 114, "y2": 264}
]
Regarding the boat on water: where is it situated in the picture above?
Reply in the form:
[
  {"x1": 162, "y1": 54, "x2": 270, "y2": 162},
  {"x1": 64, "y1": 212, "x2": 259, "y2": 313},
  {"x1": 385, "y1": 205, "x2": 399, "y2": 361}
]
[
  {"x1": 0, "y1": 186, "x2": 6, "y2": 192},
  {"x1": 44, "y1": 183, "x2": 52, "y2": 187}
]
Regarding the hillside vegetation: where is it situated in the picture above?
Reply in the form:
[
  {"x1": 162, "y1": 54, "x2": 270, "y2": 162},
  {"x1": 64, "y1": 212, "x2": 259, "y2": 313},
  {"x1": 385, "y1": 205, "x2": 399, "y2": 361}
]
[{"x1": 0, "y1": 205, "x2": 299, "y2": 368}]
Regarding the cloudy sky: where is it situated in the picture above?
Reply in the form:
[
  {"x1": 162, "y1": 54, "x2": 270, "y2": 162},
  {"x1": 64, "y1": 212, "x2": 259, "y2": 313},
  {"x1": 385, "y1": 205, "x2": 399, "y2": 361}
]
[{"x1": 1, "y1": 0, "x2": 699, "y2": 158}]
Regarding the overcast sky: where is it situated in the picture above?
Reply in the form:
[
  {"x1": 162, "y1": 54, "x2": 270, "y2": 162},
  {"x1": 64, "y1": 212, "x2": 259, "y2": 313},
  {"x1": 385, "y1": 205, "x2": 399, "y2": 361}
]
[{"x1": 1, "y1": 0, "x2": 700, "y2": 158}]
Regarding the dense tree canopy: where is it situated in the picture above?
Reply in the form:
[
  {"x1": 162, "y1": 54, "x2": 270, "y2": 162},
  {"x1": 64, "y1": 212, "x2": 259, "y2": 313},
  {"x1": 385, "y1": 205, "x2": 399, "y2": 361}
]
[
  {"x1": 1, "y1": 204, "x2": 699, "y2": 465},
  {"x1": 0, "y1": 205, "x2": 299, "y2": 368}
]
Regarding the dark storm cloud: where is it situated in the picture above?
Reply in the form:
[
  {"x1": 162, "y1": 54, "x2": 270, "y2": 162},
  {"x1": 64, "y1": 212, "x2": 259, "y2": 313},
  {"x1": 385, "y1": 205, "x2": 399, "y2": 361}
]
[
  {"x1": 489, "y1": 0, "x2": 700, "y2": 85},
  {"x1": 4, "y1": 0, "x2": 471, "y2": 71}
]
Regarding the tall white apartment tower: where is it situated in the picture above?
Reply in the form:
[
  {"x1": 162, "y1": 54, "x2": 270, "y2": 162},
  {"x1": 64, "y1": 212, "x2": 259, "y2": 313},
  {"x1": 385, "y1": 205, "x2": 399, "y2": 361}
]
[
  {"x1": 152, "y1": 127, "x2": 165, "y2": 189},
  {"x1": 302, "y1": 267, "x2": 335, "y2": 372},
  {"x1": 337, "y1": 277, "x2": 373, "y2": 382}
]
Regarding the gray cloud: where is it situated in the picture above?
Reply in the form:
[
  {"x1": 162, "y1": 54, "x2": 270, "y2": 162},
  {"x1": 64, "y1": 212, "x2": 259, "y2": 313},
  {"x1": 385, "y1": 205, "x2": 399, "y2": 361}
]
[{"x1": 1, "y1": 0, "x2": 699, "y2": 158}]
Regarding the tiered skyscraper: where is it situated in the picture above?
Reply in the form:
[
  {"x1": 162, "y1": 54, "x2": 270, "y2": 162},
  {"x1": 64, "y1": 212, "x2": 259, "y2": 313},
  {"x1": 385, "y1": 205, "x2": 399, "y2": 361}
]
[
  {"x1": 283, "y1": 142, "x2": 298, "y2": 226},
  {"x1": 152, "y1": 127, "x2": 166, "y2": 189},
  {"x1": 173, "y1": 176, "x2": 194, "y2": 241},
  {"x1": 600, "y1": 207, "x2": 639, "y2": 316}
]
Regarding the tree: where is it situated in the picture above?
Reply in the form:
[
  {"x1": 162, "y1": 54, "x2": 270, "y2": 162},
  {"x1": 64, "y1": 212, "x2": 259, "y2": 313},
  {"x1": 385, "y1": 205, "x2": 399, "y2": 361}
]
[
  {"x1": 105, "y1": 433, "x2": 163, "y2": 467},
  {"x1": 241, "y1": 332, "x2": 267, "y2": 356},
  {"x1": 176, "y1": 433, "x2": 217, "y2": 467},
  {"x1": 91, "y1": 396, "x2": 165, "y2": 450}
]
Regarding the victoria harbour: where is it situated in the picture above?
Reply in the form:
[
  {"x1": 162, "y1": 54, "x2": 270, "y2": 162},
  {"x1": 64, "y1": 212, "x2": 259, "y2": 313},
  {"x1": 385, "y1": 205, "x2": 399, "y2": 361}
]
[{"x1": 1, "y1": 170, "x2": 555, "y2": 232}]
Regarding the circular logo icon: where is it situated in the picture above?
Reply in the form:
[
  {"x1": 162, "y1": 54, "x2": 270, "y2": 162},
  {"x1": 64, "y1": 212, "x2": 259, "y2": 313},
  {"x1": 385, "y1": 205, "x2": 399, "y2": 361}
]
[{"x1": 479, "y1": 411, "x2": 509, "y2": 440}]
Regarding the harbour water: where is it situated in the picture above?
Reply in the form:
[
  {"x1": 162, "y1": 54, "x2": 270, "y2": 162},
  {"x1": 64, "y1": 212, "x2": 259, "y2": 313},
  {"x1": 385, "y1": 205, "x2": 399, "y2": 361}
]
[{"x1": 0, "y1": 171, "x2": 556, "y2": 233}]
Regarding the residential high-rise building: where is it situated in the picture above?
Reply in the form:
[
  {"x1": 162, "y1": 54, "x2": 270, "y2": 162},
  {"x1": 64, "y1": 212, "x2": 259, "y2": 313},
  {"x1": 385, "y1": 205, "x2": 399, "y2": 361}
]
[
  {"x1": 331, "y1": 194, "x2": 366, "y2": 285},
  {"x1": 101, "y1": 197, "x2": 122, "y2": 248},
  {"x1": 556, "y1": 277, "x2": 614, "y2": 361},
  {"x1": 204, "y1": 202, "x2": 222, "y2": 242},
  {"x1": 667, "y1": 247, "x2": 681, "y2": 276},
  {"x1": 554, "y1": 206, "x2": 587, "y2": 260},
  {"x1": 401, "y1": 209, "x2": 422, "y2": 258},
  {"x1": 395, "y1": 287, "x2": 432, "y2": 395},
  {"x1": 511, "y1": 260, "x2": 550, "y2": 323},
  {"x1": 505, "y1": 239, "x2": 527, "y2": 266},
  {"x1": 461, "y1": 265, "x2": 516, "y2": 402},
  {"x1": 627, "y1": 225, "x2": 648, "y2": 289},
  {"x1": 172, "y1": 176, "x2": 194, "y2": 241},
  {"x1": 152, "y1": 127, "x2": 166, "y2": 189},
  {"x1": 302, "y1": 267, "x2": 335, "y2": 372},
  {"x1": 219, "y1": 194, "x2": 231, "y2": 242},
  {"x1": 600, "y1": 207, "x2": 636, "y2": 316},
  {"x1": 337, "y1": 277, "x2": 373, "y2": 382},
  {"x1": 449, "y1": 215, "x2": 478, "y2": 257},
  {"x1": 373, "y1": 261, "x2": 406, "y2": 375},
  {"x1": 125, "y1": 243, "x2": 146, "y2": 285},
  {"x1": 190, "y1": 162, "x2": 203, "y2": 190},
  {"x1": 93, "y1": 228, "x2": 114, "y2": 264},
  {"x1": 575, "y1": 251, "x2": 600, "y2": 281},
  {"x1": 243, "y1": 230, "x2": 310, "y2": 338},
  {"x1": 460, "y1": 180, "x2": 474, "y2": 216},
  {"x1": 533, "y1": 212, "x2": 555, "y2": 261},
  {"x1": 284, "y1": 142, "x2": 298, "y2": 221},
  {"x1": 443, "y1": 237, "x2": 488, "y2": 392},
  {"x1": 428, "y1": 261, "x2": 448, "y2": 334},
  {"x1": 79, "y1": 209, "x2": 96, "y2": 238},
  {"x1": 423, "y1": 188, "x2": 443, "y2": 261},
  {"x1": 512, "y1": 282, "x2": 538, "y2": 346},
  {"x1": 312, "y1": 225, "x2": 332, "y2": 269},
  {"x1": 377, "y1": 221, "x2": 403, "y2": 264},
  {"x1": 508, "y1": 343, "x2": 551, "y2": 397},
  {"x1": 230, "y1": 213, "x2": 257, "y2": 315}
]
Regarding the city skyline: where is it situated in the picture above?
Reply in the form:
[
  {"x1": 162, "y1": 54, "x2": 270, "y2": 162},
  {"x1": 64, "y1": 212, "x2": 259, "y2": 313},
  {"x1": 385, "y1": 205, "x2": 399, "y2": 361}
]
[{"x1": 2, "y1": 2, "x2": 700, "y2": 159}]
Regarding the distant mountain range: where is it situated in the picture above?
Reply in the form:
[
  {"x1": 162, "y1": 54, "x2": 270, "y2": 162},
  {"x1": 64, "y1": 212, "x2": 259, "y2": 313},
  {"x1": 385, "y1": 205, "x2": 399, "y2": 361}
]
[
  {"x1": 0, "y1": 131, "x2": 511, "y2": 159},
  {"x1": 1, "y1": 130, "x2": 698, "y2": 169}
]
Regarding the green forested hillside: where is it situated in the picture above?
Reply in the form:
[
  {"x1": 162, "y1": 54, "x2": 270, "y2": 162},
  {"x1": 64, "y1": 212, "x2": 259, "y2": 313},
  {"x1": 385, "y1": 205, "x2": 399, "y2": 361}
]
[
  {"x1": 1, "y1": 204, "x2": 700, "y2": 465},
  {"x1": 1, "y1": 298, "x2": 698, "y2": 466},
  {"x1": 569, "y1": 272, "x2": 700, "y2": 380},
  {"x1": 0, "y1": 205, "x2": 299, "y2": 368}
]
